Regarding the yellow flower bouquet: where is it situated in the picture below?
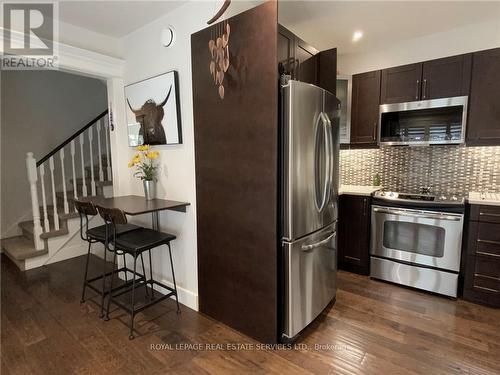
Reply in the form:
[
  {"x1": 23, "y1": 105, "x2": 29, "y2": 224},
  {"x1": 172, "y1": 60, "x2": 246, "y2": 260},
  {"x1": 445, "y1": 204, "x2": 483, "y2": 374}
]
[{"x1": 128, "y1": 145, "x2": 160, "y2": 181}]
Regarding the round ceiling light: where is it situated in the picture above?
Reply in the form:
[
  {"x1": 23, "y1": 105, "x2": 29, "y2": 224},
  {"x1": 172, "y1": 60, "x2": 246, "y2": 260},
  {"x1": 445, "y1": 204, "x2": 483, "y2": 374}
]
[{"x1": 161, "y1": 26, "x2": 175, "y2": 48}]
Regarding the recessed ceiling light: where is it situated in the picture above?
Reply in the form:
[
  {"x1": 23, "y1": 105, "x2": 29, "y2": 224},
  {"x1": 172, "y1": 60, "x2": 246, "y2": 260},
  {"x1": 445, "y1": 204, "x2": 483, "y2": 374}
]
[{"x1": 352, "y1": 31, "x2": 363, "y2": 42}]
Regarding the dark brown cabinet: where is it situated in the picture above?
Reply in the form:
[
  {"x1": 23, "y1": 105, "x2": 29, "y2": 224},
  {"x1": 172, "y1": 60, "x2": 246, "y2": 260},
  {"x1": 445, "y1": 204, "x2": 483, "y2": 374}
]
[
  {"x1": 467, "y1": 48, "x2": 500, "y2": 145},
  {"x1": 277, "y1": 24, "x2": 336, "y2": 95},
  {"x1": 351, "y1": 70, "x2": 381, "y2": 145},
  {"x1": 463, "y1": 204, "x2": 500, "y2": 307},
  {"x1": 422, "y1": 54, "x2": 472, "y2": 100},
  {"x1": 278, "y1": 24, "x2": 317, "y2": 84},
  {"x1": 380, "y1": 63, "x2": 422, "y2": 104},
  {"x1": 295, "y1": 39, "x2": 318, "y2": 85},
  {"x1": 380, "y1": 55, "x2": 472, "y2": 104},
  {"x1": 338, "y1": 194, "x2": 371, "y2": 275}
]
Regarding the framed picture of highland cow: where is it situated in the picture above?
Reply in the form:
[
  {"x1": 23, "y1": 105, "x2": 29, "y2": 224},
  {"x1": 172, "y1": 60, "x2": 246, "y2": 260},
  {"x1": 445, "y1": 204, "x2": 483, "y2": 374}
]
[{"x1": 125, "y1": 70, "x2": 182, "y2": 146}]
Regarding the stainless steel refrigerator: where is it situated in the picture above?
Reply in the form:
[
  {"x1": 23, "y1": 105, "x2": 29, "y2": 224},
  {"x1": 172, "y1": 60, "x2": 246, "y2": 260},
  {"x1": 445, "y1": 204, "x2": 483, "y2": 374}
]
[{"x1": 281, "y1": 80, "x2": 340, "y2": 341}]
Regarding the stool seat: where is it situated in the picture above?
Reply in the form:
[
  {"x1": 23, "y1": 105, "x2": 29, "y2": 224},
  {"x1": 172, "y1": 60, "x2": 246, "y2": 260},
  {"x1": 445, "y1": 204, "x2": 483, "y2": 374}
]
[
  {"x1": 87, "y1": 224, "x2": 141, "y2": 242},
  {"x1": 114, "y1": 228, "x2": 176, "y2": 253}
]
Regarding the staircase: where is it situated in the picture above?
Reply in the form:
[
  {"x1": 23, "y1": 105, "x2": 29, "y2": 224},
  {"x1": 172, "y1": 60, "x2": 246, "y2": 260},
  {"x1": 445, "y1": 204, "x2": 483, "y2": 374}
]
[{"x1": 1, "y1": 110, "x2": 113, "y2": 271}]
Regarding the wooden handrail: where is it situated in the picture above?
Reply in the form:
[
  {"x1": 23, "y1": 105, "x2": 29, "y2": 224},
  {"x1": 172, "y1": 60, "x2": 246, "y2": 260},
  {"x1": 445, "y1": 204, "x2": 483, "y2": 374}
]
[{"x1": 36, "y1": 109, "x2": 108, "y2": 167}]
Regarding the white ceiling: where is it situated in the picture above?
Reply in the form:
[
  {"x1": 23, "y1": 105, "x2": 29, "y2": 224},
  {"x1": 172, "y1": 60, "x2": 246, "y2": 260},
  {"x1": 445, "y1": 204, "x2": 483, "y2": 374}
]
[
  {"x1": 59, "y1": 1, "x2": 187, "y2": 38},
  {"x1": 279, "y1": 1, "x2": 500, "y2": 55}
]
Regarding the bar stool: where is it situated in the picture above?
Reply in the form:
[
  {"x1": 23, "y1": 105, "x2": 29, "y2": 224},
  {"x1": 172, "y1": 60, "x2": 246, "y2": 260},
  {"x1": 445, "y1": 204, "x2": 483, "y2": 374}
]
[
  {"x1": 96, "y1": 206, "x2": 180, "y2": 340},
  {"x1": 75, "y1": 200, "x2": 142, "y2": 318}
]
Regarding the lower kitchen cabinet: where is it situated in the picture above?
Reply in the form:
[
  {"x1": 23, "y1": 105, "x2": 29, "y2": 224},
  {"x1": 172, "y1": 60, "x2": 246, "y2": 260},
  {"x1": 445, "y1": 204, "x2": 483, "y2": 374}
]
[
  {"x1": 338, "y1": 194, "x2": 371, "y2": 275},
  {"x1": 463, "y1": 204, "x2": 500, "y2": 307}
]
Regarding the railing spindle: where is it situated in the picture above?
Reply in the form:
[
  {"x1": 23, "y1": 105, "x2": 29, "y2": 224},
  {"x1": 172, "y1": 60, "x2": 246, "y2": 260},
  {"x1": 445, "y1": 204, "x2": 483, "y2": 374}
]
[
  {"x1": 70, "y1": 140, "x2": 77, "y2": 206},
  {"x1": 59, "y1": 148, "x2": 69, "y2": 214},
  {"x1": 88, "y1": 127, "x2": 96, "y2": 196},
  {"x1": 38, "y1": 164, "x2": 50, "y2": 232},
  {"x1": 48, "y1": 156, "x2": 60, "y2": 230},
  {"x1": 79, "y1": 134, "x2": 88, "y2": 197},
  {"x1": 104, "y1": 117, "x2": 111, "y2": 181},
  {"x1": 97, "y1": 119, "x2": 104, "y2": 181},
  {"x1": 26, "y1": 153, "x2": 44, "y2": 250}
]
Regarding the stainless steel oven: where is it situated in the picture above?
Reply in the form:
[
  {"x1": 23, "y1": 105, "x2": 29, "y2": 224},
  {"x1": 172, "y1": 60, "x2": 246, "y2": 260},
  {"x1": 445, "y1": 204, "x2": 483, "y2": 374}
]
[{"x1": 370, "y1": 192, "x2": 465, "y2": 297}]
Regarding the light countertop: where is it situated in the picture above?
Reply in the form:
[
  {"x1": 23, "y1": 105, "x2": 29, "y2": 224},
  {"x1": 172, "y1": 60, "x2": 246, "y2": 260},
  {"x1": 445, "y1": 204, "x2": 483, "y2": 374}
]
[
  {"x1": 467, "y1": 192, "x2": 500, "y2": 206},
  {"x1": 339, "y1": 185, "x2": 382, "y2": 197}
]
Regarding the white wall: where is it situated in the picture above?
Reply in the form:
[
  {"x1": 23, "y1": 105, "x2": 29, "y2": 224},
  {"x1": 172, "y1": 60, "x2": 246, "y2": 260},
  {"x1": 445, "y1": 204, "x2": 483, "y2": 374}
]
[
  {"x1": 58, "y1": 20, "x2": 123, "y2": 58},
  {"x1": 338, "y1": 18, "x2": 500, "y2": 75},
  {"x1": 111, "y1": 1, "x2": 262, "y2": 310},
  {"x1": 1, "y1": 70, "x2": 107, "y2": 238}
]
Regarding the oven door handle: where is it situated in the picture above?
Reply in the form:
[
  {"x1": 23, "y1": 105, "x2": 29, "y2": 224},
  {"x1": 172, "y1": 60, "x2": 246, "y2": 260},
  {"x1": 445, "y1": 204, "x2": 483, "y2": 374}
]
[{"x1": 372, "y1": 207, "x2": 462, "y2": 221}]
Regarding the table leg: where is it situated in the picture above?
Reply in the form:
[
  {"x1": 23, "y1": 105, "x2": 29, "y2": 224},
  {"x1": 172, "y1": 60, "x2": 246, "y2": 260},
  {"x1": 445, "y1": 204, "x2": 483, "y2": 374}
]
[{"x1": 152, "y1": 211, "x2": 160, "y2": 231}]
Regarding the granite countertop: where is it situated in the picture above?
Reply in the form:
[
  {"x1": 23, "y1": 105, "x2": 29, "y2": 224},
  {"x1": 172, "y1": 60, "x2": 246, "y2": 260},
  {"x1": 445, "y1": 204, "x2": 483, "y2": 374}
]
[
  {"x1": 467, "y1": 192, "x2": 500, "y2": 206},
  {"x1": 339, "y1": 185, "x2": 382, "y2": 196}
]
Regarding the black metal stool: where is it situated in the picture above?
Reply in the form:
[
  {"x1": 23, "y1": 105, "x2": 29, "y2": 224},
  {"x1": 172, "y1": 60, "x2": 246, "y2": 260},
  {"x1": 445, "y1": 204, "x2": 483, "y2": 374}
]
[
  {"x1": 75, "y1": 200, "x2": 144, "y2": 318},
  {"x1": 96, "y1": 206, "x2": 180, "y2": 340}
]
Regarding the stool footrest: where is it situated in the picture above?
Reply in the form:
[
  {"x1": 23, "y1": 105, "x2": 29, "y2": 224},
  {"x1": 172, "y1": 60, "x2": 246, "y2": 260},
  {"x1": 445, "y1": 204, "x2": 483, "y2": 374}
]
[
  {"x1": 109, "y1": 279, "x2": 177, "y2": 315},
  {"x1": 85, "y1": 267, "x2": 147, "y2": 297}
]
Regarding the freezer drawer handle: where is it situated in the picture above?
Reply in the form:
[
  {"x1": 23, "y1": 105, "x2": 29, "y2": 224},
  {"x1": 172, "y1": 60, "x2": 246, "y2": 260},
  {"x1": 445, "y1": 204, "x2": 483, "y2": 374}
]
[{"x1": 301, "y1": 232, "x2": 336, "y2": 251}]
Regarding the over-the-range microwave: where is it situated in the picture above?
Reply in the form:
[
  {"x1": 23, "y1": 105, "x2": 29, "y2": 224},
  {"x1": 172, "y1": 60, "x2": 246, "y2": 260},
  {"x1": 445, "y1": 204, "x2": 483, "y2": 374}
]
[{"x1": 378, "y1": 96, "x2": 468, "y2": 146}]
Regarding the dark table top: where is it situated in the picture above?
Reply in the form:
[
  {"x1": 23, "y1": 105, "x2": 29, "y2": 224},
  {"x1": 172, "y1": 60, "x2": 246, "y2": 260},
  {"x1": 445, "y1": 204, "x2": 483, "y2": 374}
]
[{"x1": 82, "y1": 195, "x2": 190, "y2": 215}]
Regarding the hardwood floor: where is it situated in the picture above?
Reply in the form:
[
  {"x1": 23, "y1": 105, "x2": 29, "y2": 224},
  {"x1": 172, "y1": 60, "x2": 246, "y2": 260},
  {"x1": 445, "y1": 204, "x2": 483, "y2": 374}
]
[{"x1": 2, "y1": 254, "x2": 499, "y2": 374}]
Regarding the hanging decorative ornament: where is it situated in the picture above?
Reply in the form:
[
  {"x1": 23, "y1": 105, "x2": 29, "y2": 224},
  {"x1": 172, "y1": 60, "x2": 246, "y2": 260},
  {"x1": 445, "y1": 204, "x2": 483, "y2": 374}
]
[{"x1": 207, "y1": 1, "x2": 231, "y2": 100}]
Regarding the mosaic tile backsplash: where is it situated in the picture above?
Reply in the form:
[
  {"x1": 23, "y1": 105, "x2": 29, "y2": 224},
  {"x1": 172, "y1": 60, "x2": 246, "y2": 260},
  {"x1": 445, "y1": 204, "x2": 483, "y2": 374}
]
[{"x1": 340, "y1": 146, "x2": 500, "y2": 195}]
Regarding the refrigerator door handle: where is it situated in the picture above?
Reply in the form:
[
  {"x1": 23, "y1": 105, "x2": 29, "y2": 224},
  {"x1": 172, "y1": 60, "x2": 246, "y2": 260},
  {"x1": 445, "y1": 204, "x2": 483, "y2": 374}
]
[
  {"x1": 316, "y1": 112, "x2": 331, "y2": 212},
  {"x1": 322, "y1": 112, "x2": 334, "y2": 200},
  {"x1": 301, "y1": 231, "x2": 336, "y2": 251}
]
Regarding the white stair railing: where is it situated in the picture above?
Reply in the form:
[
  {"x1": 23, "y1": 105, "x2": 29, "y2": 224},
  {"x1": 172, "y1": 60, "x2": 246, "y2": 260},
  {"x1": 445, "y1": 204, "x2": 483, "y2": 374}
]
[
  {"x1": 26, "y1": 153, "x2": 44, "y2": 250},
  {"x1": 104, "y1": 117, "x2": 112, "y2": 181},
  {"x1": 24, "y1": 110, "x2": 110, "y2": 250}
]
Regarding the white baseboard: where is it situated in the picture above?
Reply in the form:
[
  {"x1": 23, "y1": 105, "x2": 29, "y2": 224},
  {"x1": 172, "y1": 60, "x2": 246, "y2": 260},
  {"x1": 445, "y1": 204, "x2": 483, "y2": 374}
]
[{"x1": 158, "y1": 278, "x2": 199, "y2": 311}]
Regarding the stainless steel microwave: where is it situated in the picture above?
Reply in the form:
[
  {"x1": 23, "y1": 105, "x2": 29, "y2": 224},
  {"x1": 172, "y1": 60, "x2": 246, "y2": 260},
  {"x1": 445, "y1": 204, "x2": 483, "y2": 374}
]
[{"x1": 378, "y1": 96, "x2": 468, "y2": 146}]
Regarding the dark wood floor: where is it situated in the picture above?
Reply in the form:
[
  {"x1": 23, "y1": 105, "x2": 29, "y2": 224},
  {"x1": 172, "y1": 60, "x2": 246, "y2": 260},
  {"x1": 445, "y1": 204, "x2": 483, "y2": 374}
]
[{"x1": 2, "y1": 254, "x2": 500, "y2": 374}]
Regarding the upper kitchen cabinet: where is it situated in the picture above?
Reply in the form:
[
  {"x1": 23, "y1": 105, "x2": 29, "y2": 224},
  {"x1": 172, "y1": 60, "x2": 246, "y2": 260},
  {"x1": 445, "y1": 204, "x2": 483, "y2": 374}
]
[
  {"x1": 380, "y1": 63, "x2": 423, "y2": 104},
  {"x1": 351, "y1": 70, "x2": 381, "y2": 145},
  {"x1": 467, "y1": 48, "x2": 500, "y2": 146},
  {"x1": 421, "y1": 54, "x2": 472, "y2": 100},
  {"x1": 295, "y1": 39, "x2": 318, "y2": 85},
  {"x1": 277, "y1": 25, "x2": 336, "y2": 94},
  {"x1": 317, "y1": 48, "x2": 337, "y2": 96},
  {"x1": 277, "y1": 25, "x2": 295, "y2": 78},
  {"x1": 278, "y1": 24, "x2": 318, "y2": 84},
  {"x1": 380, "y1": 55, "x2": 472, "y2": 104}
]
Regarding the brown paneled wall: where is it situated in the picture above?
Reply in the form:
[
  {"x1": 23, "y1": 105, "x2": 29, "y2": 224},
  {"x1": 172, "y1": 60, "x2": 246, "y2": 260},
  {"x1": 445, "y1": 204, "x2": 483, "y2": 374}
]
[{"x1": 191, "y1": 2, "x2": 279, "y2": 343}]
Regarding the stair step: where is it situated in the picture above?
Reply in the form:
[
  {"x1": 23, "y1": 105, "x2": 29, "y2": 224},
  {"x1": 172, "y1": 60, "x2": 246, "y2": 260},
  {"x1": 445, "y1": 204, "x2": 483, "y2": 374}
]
[
  {"x1": 19, "y1": 220, "x2": 68, "y2": 239},
  {"x1": 40, "y1": 205, "x2": 79, "y2": 221},
  {"x1": 1, "y1": 236, "x2": 47, "y2": 261}
]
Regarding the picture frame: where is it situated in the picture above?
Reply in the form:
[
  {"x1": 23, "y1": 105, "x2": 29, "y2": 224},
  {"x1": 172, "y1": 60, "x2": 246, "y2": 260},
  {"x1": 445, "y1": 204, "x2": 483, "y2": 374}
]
[{"x1": 125, "y1": 70, "x2": 182, "y2": 146}]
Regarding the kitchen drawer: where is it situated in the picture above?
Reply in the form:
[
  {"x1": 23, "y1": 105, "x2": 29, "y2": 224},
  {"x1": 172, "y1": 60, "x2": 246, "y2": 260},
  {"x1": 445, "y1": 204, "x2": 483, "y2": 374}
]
[
  {"x1": 474, "y1": 255, "x2": 500, "y2": 279},
  {"x1": 476, "y1": 222, "x2": 500, "y2": 257},
  {"x1": 464, "y1": 255, "x2": 500, "y2": 306},
  {"x1": 469, "y1": 204, "x2": 500, "y2": 224},
  {"x1": 473, "y1": 274, "x2": 500, "y2": 293}
]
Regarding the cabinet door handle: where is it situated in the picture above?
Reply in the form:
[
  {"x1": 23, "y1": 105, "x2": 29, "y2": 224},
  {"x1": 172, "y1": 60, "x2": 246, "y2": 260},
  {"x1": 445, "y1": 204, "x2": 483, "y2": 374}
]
[
  {"x1": 479, "y1": 212, "x2": 500, "y2": 218},
  {"x1": 422, "y1": 79, "x2": 427, "y2": 99},
  {"x1": 373, "y1": 122, "x2": 377, "y2": 141},
  {"x1": 363, "y1": 198, "x2": 367, "y2": 216},
  {"x1": 415, "y1": 79, "x2": 420, "y2": 100},
  {"x1": 477, "y1": 239, "x2": 500, "y2": 247}
]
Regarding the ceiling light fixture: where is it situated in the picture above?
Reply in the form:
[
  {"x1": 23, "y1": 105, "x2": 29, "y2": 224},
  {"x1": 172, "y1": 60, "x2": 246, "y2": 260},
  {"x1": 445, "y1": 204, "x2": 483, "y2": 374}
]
[{"x1": 352, "y1": 31, "x2": 363, "y2": 42}]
